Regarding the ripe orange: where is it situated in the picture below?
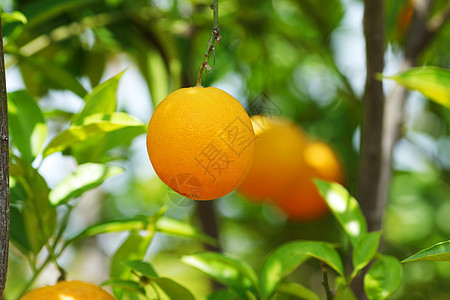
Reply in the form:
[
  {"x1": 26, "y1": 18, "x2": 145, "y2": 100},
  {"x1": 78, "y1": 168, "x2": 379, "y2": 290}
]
[
  {"x1": 20, "y1": 280, "x2": 115, "y2": 300},
  {"x1": 273, "y1": 141, "x2": 344, "y2": 221},
  {"x1": 237, "y1": 115, "x2": 307, "y2": 201},
  {"x1": 146, "y1": 87, "x2": 255, "y2": 200}
]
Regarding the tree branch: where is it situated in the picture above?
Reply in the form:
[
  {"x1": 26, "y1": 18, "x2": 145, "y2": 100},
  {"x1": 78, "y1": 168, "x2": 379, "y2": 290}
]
[
  {"x1": 358, "y1": 0, "x2": 385, "y2": 231},
  {"x1": 0, "y1": 15, "x2": 10, "y2": 299},
  {"x1": 195, "y1": 0, "x2": 220, "y2": 87}
]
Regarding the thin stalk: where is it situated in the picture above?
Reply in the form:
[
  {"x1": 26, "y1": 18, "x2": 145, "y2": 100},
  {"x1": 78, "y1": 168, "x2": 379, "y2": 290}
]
[
  {"x1": 321, "y1": 262, "x2": 333, "y2": 300},
  {"x1": 195, "y1": 0, "x2": 220, "y2": 87}
]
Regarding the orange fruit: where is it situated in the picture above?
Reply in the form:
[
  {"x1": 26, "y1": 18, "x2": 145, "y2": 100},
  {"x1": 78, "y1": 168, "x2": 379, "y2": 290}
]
[
  {"x1": 20, "y1": 280, "x2": 115, "y2": 300},
  {"x1": 146, "y1": 87, "x2": 255, "y2": 200},
  {"x1": 273, "y1": 141, "x2": 344, "y2": 221},
  {"x1": 238, "y1": 115, "x2": 307, "y2": 201}
]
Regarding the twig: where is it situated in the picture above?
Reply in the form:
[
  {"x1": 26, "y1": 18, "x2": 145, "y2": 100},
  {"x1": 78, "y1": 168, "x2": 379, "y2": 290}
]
[
  {"x1": 321, "y1": 262, "x2": 333, "y2": 300},
  {"x1": 195, "y1": 0, "x2": 220, "y2": 87},
  {"x1": 0, "y1": 14, "x2": 10, "y2": 300}
]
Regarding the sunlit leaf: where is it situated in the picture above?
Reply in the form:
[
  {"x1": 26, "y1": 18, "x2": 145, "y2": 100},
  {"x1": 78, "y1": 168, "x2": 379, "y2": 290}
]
[
  {"x1": 43, "y1": 112, "x2": 146, "y2": 158},
  {"x1": 353, "y1": 231, "x2": 382, "y2": 274},
  {"x1": 402, "y1": 240, "x2": 450, "y2": 263},
  {"x1": 101, "y1": 279, "x2": 145, "y2": 295},
  {"x1": 274, "y1": 283, "x2": 320, "y2": 300},
  {"x1": 49, "y1": 163, "x2": 123, "y2": 205},
  {"x1": 151, "y1": 277, "x2": 195, "y2": 300},
  {"x1": 383, "y1": 66, "x2": 450, "y2": 108},
  {"x1": 364, "y1": 255, "x2": 402, "y2": 300},
  {"x1": 315, "y1": 180, "x2": 367, "y2": 246},
  {"x1": 73, "y1": 71, "x2": 125, "y2": 125},
  {"x1": 259, "y1": 240, "x2": 343, "y2": 300},
  {"x1": 8, "y1": 91, "x2": 47, "y2": 163},
  {"x1": 1, "y1": 11, "x2": 28, "y2": 25},
  {"x1": 66, "y1": 216, "x2": 148, "y2": 244},
  {"x1": 182, "y1": 252, "x2": 258, "y2": 300},
  {"x1": 156, "y1": 216, "x2": 216, "y2": 246}
]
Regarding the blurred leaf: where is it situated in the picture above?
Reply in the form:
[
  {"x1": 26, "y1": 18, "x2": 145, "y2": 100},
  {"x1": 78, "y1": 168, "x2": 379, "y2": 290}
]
[
  {"x1": 49, "y1": 163, "x2": 124, "y2": 205},
  {"x1": 145, "y1": 47, "x2": 170, "y2": 108},
  {"x1": 315, "y1": 180, "x2": 368, "y2": 246},
  {"x1": 274, "y1": 283, "x2": 320, "y2": 300},
  {"x1": 182, "y1": 252, "x2": 258, "y2": 300},
  {"x1": 383, "y1": 66, "x2": 450, "y2": 108},
  {"x1": 259, "y1": 240, "x2": 343, "y2": 300},
  {"x1": 1, "y1": 11, "x2": 28, "y2": 25},
  {"x1": 364, "y1": 255, "x2": 403, "y2": 300},
  {"x1": 73, "y1": 71, "x2": 124, "y2": 125},
  {"x1": 353, "y1": 231, "x2": 382, "y2": 274},
  {"x1": 83, "y1": 51, "x2": 107, "y2": 87},
  {"x1": 156, "y1": 216, "x2": 216, "y2": 246},
  {"x1": 43, "y1": 112, "x2": 146, "y2": 158},
  {"x1": 402, "y1": 240, "x2": 450, "y2": 263},
  {"x1": 21, "y1": 0, "x2": 95, "y2": 28},
  {"x1": 101, "y1": 279, "x2": 145, "y2": 295},
  {"x1": 334, "y1": 286, "x2": 357, "y2": 300},
  {"x1": 20, "y1": 56, "x2": 87, "y2": 98},
  {"x1": 151, "y1": 277, "x2": 195, "y2": 300},
  {"x1": 8, "y1": 91, "x2": 47, "y2": 163},
  {"x1": 124, "y1": 260, "x2": 158, "y2": 277},
  {"x1": 110, "y1": 231, "x2": 154, "y2": 299},
  {"x1": 205, "y1": 290, "x2": 239, "y2": 300}
]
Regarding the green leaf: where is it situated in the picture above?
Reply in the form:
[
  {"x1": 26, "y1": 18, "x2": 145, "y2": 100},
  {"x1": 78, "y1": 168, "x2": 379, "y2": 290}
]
[
  {"x1": 1, "y1": 11, "x2": 28, "y2": 25},
  {"x1": 10, "y1": 159, "x2": 56, "y2": 255},
  {"x1": 49, "y1": 163, "x2": 124, "y2": 205},
  {"x1": 73, "y1": 71, "x2": 124, "y2": 125},
  {"x1": 151, "y1": 277, "x2": 195, "y2": 300},
  {"x1": 364, "y1": 255, "x2": 403, "y2": 300},
  {"x1": 123, "y1": 259, "x2": 195, "y2": 300},
  {"x1": 353, "y1": 231, "x2": 382, "y2": 274},
  {"x1": 315, "y1": 180, "x2": 368, "y2": 246},
  {"x1": 156, "y1": 216, "x2": 216, "y2": 246},
  {"x1": 205, "y1": 290, "x2": 239, "y2": 300},
  {"x1": 67, "y1": 216, "x2": 149, "y2": 244},
  {"x1": 383, "y1": 66, "x2": 450, "y2": 108},
  {"x1": 43, "y1": 112, "x2": 146, "y2": 158},
  {"x1": 401, "y1": 240, "x2": 450, "y2": 263},
  {"x1": 123, "y1": 260, "x2": 158, "y2": 277},
  {"x1": 259, "y1": 240, "x2": 343, "y2": 300},
  {"x1": 274, "y1": 283, "x2": 320, "y2": 300},
  {"x1": 10, "y1": 204, "x2": 32, "y2": 255},
  {"x1": 181, "y1": 252, "x2": 258, "y2": 300},
  {"x1": 8, "y1": 91, "x2": 47, "y2": 163},
  {"x1": 19, "y1": 56, "x2": 88, "y2": 98},
  {"x1": 110, "y1": 231, "x2": 154, "y2": 299},
  {"x1": 101, "y1": 279, "x2": 145, "y2": 295}
]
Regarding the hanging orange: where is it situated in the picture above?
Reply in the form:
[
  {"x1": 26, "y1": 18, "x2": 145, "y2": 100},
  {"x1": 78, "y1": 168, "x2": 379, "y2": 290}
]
[{"x1": 146, "y1": 87, "x2": 255, "y2": 200}]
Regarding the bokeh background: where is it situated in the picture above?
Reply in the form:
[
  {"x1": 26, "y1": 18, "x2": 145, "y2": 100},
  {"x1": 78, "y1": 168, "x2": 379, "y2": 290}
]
[{"x1": 3, "y1": 0, "x2": 450, "y2": 299}]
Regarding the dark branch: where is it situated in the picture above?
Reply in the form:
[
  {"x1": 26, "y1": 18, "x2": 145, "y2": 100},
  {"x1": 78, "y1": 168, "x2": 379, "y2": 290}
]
[
  {"x1": 358, "y1": 0, "x2": 385, "y2": 232},
  {"x1": 0, "y1": 14, "x2": 11, "y2": 299}
]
